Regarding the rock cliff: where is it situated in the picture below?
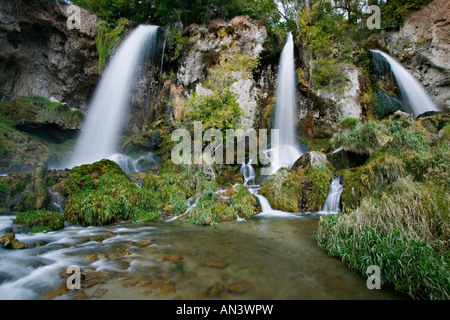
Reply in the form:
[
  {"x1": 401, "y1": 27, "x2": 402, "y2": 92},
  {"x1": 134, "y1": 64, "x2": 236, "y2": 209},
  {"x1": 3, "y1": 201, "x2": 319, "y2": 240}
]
[{"x1": 0, "y1": 1, "x2": 99, "y2": 109}]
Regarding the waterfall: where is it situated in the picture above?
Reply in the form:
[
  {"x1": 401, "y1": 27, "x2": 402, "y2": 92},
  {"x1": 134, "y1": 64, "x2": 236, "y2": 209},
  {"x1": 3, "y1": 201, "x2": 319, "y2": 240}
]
[
  {"x1": 321, "y1": 177, "x2": 343, "y2": 213},
  {"x1": 370, "y1": 50, "x2": 440, "y2": 118},
  {"x1": 269, "y1": 32, "x2": 303, "y2": 175},
  {"x1": 240, "y1": 160, "x2": 256, "y2": 186},
  {"x1": 68, "y1": 25, "x2": 160, "y2": 168}
]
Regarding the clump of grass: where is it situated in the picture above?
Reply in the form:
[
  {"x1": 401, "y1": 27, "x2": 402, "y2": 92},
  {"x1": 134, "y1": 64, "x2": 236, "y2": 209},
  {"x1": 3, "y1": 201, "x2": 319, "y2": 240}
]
[
  {"x1": 14, "y1": 210, "x2": 65, "y2": 233},
  {"x1": 64, "y1": 159, "x2": 161, "y2": 226}
]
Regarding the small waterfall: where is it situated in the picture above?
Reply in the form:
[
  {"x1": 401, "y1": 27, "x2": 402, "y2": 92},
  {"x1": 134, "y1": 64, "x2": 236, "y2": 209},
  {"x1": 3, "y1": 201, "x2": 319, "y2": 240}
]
[
  {"x1": 68, "y1": 25, "x2": 160, "y2": 168},
  {"x1": 107, "y1": 152, "x2": 159, "y2": 175},
  {"x1": 370, "y1": 50, "x2": 440, "y2": 118},
  {"x1": 47, "y1": 188, "x2": 66, "y2": 214},
  {"x1": 240, "y1": 161, "x2": 256, "y2": 186},
  {"x1": 248, "y1": 187, "x2": 272, "y2": 213},
  {"x1": 269, "y1": 32, "x2": 303, "y2": 175},
  {"x1": 321, "y1": 177, "x2": 344, "y2": 213}
]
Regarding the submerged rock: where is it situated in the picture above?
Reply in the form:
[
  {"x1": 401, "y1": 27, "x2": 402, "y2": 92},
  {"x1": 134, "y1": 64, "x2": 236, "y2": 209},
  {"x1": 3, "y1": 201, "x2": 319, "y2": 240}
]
[{"x1": 1, "y1": 233, "x2": 27, "y2": 249}]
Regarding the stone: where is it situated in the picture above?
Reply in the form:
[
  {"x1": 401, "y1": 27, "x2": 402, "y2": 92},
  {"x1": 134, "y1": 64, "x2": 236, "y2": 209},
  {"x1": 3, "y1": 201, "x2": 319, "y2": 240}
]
[
  {"x1": 133, "y1": 240, "x2": 152, "y2": 247},
  {"x1": 228, "y1": 282, "x2": 252, "y2": 295},
  {"x1": 292, "y1": 151, "x2": 330, "y2": 176},
  {"x1": 207, "y1": 283, "x2": 224, "y2": 298},
  {"x1": 157, "y1": 254, "x2": 182, "y2": 262},
  {"x1": 0, "y1": 1, "x2": 99, "y2": 110},
  {"x1": 205, "y1": 260, "x2": 229, "y2": 269},
  {"x1": 1, "y1": 233, "x2": 27, "y2": 249}
]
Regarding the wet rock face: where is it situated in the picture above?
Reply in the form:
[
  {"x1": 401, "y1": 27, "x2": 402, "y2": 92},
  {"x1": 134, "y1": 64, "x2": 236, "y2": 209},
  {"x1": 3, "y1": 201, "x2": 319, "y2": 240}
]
[
  {"x1": 385, "y1": 0, "x2": 450, "y2": 112},
  {"x1": 171, "y1": 15, "x2": 269, "y2": 130},
  {"x1": 297, "y1": 65, "x2": 365, "y2": 139},
  {"x1": 0, "y1": 1, "x2": 99, "y2": 109}
]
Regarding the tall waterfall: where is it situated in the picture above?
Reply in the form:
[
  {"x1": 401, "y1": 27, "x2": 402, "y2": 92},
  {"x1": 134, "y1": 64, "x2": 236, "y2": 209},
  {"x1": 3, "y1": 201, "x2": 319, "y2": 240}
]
[
  {"x1": 68, "y1": 25, "x2": 160, "y2": 168},
  {"x1": 269, "y1": 32, "x2": 303, "y2": 175},
  {"x1": 370, "y1": 50, "x2": 440, "y2": 118}
]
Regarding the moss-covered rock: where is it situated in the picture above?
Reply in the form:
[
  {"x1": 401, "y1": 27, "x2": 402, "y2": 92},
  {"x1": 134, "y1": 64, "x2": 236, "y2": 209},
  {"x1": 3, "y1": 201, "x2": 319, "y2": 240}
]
[
  {"x1": 229, "y1": 184, "x2": 260, "y2": 218},
  {"x1": 1, "y1": 233, "x2": 27, "y2": 249},
  {"x1": 306, "y1": 167, "x2": 334, "y2": 212},
  {"x1": 0, "y1": 95, "x2": 83, "y2": 130},
  {"x1": 64, "y1": 159, "x2": 160, "y2": 226},
  {"x1": 186, "y1": 189, "x2": 235, "y2": 226},
  {"x1": 259, "y1": 168, "x2": 303, "y2": 212},
  {"x1": 340, "y1": 154, "x2": 406, "y2": 211},
  {"x1": 0, "y1": 115, "x2": 48, "y2": 173},
  {"x1": 14, "y1": 210, "x2": 64, "y2": 233}
]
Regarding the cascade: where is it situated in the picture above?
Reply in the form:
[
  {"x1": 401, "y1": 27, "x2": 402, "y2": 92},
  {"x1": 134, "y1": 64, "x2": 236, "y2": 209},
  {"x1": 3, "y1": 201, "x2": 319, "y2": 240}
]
[
  {"x1": 268, "y1": 32, "x2": 304, "y2": 175},
  {"x1": 320, "y1": 177, "x2": 344, "y2": 213},
  {"x1": 370, "y1": 50, "x2": 440, "y2": 118},
  {"x1": 68, "y1": 25, "x2": 160, "y2": 169}
]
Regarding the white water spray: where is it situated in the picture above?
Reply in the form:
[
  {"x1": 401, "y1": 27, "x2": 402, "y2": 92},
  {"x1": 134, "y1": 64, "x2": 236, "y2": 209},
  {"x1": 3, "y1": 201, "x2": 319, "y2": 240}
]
[
  {"x1": 370, "y1": 50, "x2": 440, "y2": 118},
  {"x1": 269, "y1": 32, "x2": 303, "y2": 174},
  {"x1": 68, "y1": 25, "x2": 159, "y2": 168}
]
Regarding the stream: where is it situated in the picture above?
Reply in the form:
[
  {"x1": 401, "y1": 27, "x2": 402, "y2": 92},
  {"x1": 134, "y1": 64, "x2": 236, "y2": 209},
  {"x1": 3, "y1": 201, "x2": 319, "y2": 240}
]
[{"x1": 0, "y1": 214, "x2": 404, "y2": 300}]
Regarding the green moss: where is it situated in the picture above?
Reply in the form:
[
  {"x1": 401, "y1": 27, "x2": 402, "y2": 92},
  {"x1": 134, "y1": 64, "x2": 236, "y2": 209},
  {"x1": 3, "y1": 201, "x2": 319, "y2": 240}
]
[
  {"x1": 331, "y1": 120, "x2": 391, "y2": 154},
  {"x1": 64, "y1": 159, "x2": 161, "y2": 226},
  {"x1": 0, "y1": 180, "x2": 10, "y2": 193},
  {"x1": 260, "y1": 168, "x2": 302, "y2": 212},
  {"x1": 230, "y1": 184, "x2": 260, "y2": 218},
  {"x1": 14, "y1": 210, "x2": 64, "y2": 233},
  {"x1": 306, "y1": 167, "x2": 333, "y2": 212},
  {"x1": 96, "y1": 18, "x2": 129, "y2": 70},
  {"x1": 339, "y1": 118, "x2": 359, "y2": 130},
  {"x1": 185, "y1": 189, "x2": 234, "y2": 226}
]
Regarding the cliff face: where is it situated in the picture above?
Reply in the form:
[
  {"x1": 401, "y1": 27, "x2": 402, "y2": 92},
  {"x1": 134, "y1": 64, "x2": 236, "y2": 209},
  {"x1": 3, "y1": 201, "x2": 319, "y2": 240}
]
[
  {"x1": 0, "y1": 1, "x2": 99, "y2": 109},
  {"x1": 384, "y1": 0, "x2": 450, "y2": 112}
]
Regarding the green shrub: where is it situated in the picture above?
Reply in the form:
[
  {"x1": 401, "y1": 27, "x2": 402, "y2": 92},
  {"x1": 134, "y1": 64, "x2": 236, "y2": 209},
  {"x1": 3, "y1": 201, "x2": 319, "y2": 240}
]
[
  {"x1": 339, "y1": 118, "x2": 359, "y2": 130},
  {"x1": 96, "y1": 18, "x2": 129, "y2": 70},
  {"x1": 14, "y1": 210, "x2": 65, "y2": 233}
]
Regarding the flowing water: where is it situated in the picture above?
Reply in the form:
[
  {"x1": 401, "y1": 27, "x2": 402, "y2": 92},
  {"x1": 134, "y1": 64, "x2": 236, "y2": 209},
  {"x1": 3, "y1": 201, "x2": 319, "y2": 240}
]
[
  {"x1": 68, "y1": 25, "x2": 160, "y2": 168},
  {"x1": 319, "y1": 177, "x2": 344, "y2": 214},
  {"x1": 0, "y1": 215, "x2": 403, "y2": 300},
  {"x1": 370, "y1": 50, "x2": 440, "y2": 118},
  {"x1": 268, "y1": 33, "x2": 304, "y2": 175}
]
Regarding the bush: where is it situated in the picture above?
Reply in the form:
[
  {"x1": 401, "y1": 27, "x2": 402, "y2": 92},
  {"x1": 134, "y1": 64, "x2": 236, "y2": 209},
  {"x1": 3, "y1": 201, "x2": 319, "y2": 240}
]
[{"x1": 14, "y1": 210, "x2": 65, "y2": 233}]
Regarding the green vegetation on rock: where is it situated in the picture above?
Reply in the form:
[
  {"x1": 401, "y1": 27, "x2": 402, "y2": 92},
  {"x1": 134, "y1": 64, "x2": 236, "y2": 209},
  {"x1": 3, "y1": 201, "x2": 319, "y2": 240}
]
[
  {"x1": 14, "y1": 210, "x2": 65, "y2": 233},
  {"x1": 260, "y1": 168, "x2": 302, "y2": 212},
  {"x1": 317, "y1": 113, "x2": 450, "y2": 300},
  {"x1": 96, "y1": 18, "x2": 129, "y2": 70},
  {"x1": 306, "y1": 167, "x2": 333, "y2": 212},
  {"x1": 64, "y1": 159, "x2": 160, "y2": 226}
]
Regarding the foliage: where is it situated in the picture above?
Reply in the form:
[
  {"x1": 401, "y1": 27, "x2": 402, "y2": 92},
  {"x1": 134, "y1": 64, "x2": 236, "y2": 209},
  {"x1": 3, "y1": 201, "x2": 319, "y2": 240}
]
[
  {"x1": 377, "y1": 0, "x2": 434, "y2": 30},
  {"x1": 260, "y1": 168, "x2": 303, "y2": 212},
  {"x1": 64, "y1": 160, "x2": 161, "y2": 226},
  {"x1": 317, "y1": 215, "x2": 449, "y2": 300},
  {"x1": 96, "y1": 18, "x2": 129, "y2": 70},
  {"x1": 339, "y1": 117, "x2": 359, "y2": 130},
  {"x1": 14, "y1": 210, "x2": 65, "y2": 233},
  {"x1": 331, "y1": 120, "x2": 390, "y2": 154},
  {"x1": 71, "y1": 0, "x2": 278, "y2": 27},
  {"x1": 306, "y1": 167, "x2": 333, "y2": 211}
]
